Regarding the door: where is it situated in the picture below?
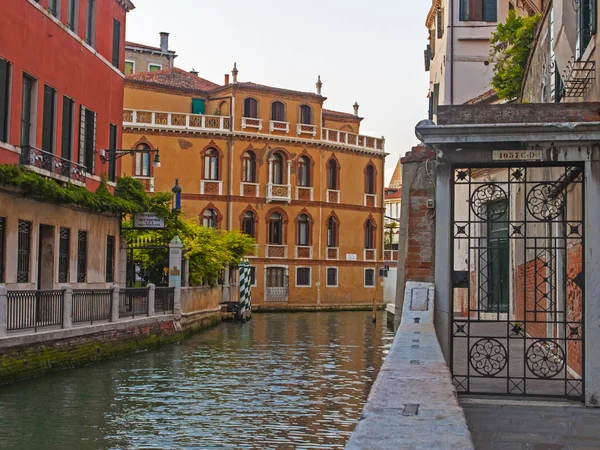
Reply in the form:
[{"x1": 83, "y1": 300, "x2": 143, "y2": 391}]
[
  {"x1": 486, "y1": 201, "x2": 509, "y2": 313},
  {"x1": 266, "y1": 267, "x2": 288, "y2": 303}
]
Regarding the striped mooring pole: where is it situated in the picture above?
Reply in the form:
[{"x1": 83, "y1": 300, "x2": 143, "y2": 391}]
[{"x1": 238, "y1": 259, "x2": 252, "y2": 322}]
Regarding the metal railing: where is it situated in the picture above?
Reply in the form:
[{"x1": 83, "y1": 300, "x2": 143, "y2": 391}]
[
  {"x1": 118, "y1": 287, "x2": 150, "y2": 319},
  {"x1": 155, "y1": 287, "x2": 175, "y2": 314},
  {"x1": 7, "y1": 290, "x2": 64, "y2": 331},
  {"x1": 72, "y1": 289, "x2": 112, "y2": 325},
  {"x1": 20, "y1": 145, "x2": 87, "y2": 183}
]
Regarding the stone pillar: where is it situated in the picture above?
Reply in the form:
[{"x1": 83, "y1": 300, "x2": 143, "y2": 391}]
[
  {"x1": 183, "y1": 258, "x2": 190, "y2": 288},
  {"x1": 147, "y1": 283, "x2": 155, "y2": 317},
  {"x1": 111, "y1": 284, "x2": 120, "y2": 322},
  {"x1": 584, "y1": 149, "x2": 600, "y2": 406},
  {"x1": 223, "y1": 263, "x2": 231, "y2": 303},
  {"x1": 268, "y1": 158, "x2": 274, "y2": 184},
  {"x1": 0, "y1": 286, "x2": 7, "y2": 337},
  {"x1": 174, "y1": 287, "x2": 182, "y2": 316},
  {"x1": 286, "y1": 159, "x2": 292, "y2": 186},
  {"x1": 62, "y1": 285, "x2": 73, "y2": 329},
  {"x1": 169, "y1": 236, "x2": 183, "y2": 289},
  {"x1": 119, "y1": 237, "x2": 128, "y2": 288}
]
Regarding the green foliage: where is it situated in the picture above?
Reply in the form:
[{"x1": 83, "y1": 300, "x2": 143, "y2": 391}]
[
  {"x1": 0, "y1": 164, "x2": 144, "y2": 214},
  {"x1": 489, "y1": 10, "x2": 541, "y2": 100}
]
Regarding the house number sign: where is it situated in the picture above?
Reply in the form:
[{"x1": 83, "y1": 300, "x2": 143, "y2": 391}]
[{"x1": 492, "y1": 150, "x2": 543, "y2": 161}]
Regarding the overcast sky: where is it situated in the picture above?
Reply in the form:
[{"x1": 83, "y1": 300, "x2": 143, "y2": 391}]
[{"x1": 126, "y1": 0, "x2": 431, "y2": 183}]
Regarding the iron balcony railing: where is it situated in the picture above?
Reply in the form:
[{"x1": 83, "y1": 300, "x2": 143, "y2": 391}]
[
  {"x1": 118, "y1": 287, "x2": 150, "y2": 319},
  {"x1": 20, "y1": 145, "x2": 87, "y2": 184},
  {"x1": 72, "y1": 289, "x2": 112, "y2": 325},
  {"x1": 7, "y1": 290, "x2": 64, "y2": 332},
  {"x1": 155, "y1": 287, "x2": 175, "y2": 314}
]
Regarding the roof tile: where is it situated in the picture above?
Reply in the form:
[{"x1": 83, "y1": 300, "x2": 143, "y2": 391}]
[{"x1": 126, "y1": 67, "x2": 220, "y2": 92}]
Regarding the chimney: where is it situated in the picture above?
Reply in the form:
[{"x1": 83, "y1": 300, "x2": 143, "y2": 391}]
[
  {"x1": 159, "y1": 32, "x2": 169, "y2": 53},
  {"x1": 224, "y1": 74, "x2": 230, "y2": 85},
  {"x1": 190, "y1": 68, "x2": 199, "y2": 76},
  {"x1": 316, "y1": 75, "x2": 323, "y2": 95},
  {"x1": 232, "y1": 62, "x2": 239, "y2": 83},
  {"x1": 353, "y1": 101, "x2": 360, "y2": 116}
]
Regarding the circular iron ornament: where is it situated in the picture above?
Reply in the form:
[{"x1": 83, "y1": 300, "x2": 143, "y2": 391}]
[
  {"x1": 526, "y1": 183, "x2": 565, "y2": 221},
  {"x1": 469, "y1": 338, "x2": 508, "y2": 376},
  {"x1": 470, "y1": 184, "x2": 508, "y2": 221},
  {"x1": 526, "y1": 339, "x2": 565, "y2": 379}
]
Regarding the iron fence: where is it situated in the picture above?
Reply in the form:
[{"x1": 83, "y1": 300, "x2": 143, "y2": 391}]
[
  {"x1": 72, "y1": 289, "x2": 112, "y2": 324},
  {"x1": 7, "y1": 290, "x2": 64, "y2": 331},
  {"x1": 20, "y1": 145, "x2": 87, "y2": 183},
  {"x1": 155, "y1": 287, "x2": 175, "y2": 314},
  {"x1": 119, "y1": 288, "x2": 149, "y2": 318}
]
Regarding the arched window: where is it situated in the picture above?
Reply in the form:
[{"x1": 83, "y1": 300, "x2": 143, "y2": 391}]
[
  {"x1": 299, "y1": 105, "x2": 312, "y2": 124},
  {"x1": 297, "y1": 214, "x2": 310, "y2": 246},
  {"x1": 242, "y1": 150, "x2": 256, "y2": 183},
  {"x1": 365, "y1": 164, "x2": 375, "y2": 195},
  {"x1": 218, "y1": 101, "x2": 230, "y2": 115},
  {"x1": 365, "y1": 219, "x2": 375, "y2": 249},
  {"x1": 134, "y1": 143, "x2": 151, "y2": 177},
  {"x1": 327, "y1": 158, "x2": 338, "y2": 190},
  {"x1": 268, "y1": 212, "x2": 283, "y2": 244},
  {"x1": 242, "y1": 210, "x2": 255, "y2": 238},
  {"x1": 203, "y1": 209, "x2": 219, "y2": 228},
  {"x1": 244, "y1": 98, "x2": 258, "y2": 118},
  {"x1": 271, "y1": 152, "x2": 285, "y2": 185},
  {"x1": 298, "y1": 156, "x2": 310, "y2": 187},
  {"x1": 327, "y1": 216, "x2": 338, "y2": 248},
  {"x1": 272, "y1": 101, "x2": 285, "y2": 121},
  {"x1": 204, "y1": 148, "x2": 219, "y2": 180}
]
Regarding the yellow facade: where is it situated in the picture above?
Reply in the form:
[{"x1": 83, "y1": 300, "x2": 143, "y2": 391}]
[{"x1": 122, "y1": 69, "x2": 386, "y2": 307}]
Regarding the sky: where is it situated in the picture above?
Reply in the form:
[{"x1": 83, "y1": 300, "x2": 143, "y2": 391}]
[{"x1": 126, "y1": 0, "x2": 432, "y2": 184}]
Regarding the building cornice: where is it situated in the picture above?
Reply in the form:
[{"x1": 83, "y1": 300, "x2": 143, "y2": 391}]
[{"x1": 426, "y1": 0, "x2": 442, "y2": 28}]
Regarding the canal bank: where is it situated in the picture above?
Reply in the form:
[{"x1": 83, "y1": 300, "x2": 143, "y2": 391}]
[{"x1": 0, "y1": 311, "x2": 393, "y2": 449}]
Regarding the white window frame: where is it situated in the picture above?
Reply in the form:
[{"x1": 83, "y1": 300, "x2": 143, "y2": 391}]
[
  {"x1": 326, "y1": 267, "x2": 338, "y2": 288},
  {"x1": 364, "y1": 268, "x2": 376, "y2": 288},
  {"x1": 295, "y1": 266, "x2": 312, "y2": 288},
  {"x1": 148, "y1": 63, "x2": 162, "y2": 72},
  {"x1": 124, "y1": 60, "x2": 135, "y2": 75}
]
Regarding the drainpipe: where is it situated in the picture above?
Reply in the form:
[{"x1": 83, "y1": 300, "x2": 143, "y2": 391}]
[
  {"x1": 450, "y1": 0, "x2": 455, "y2": 105},
  {"x1": 317, "y1": 151, "x2": 323, "y2": 305}
]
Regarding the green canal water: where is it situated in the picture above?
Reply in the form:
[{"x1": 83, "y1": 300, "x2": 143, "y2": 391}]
[{"x1": 0, "y1": 311, "x2": 394, "y2": 449}]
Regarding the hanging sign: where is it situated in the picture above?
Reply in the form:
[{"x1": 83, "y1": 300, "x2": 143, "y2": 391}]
[
  {"x1": 492, "y1": 150, "x2": 543, "y2": 161},
  {"x1": 133, "y1": 212, "x2": 165, "y2": 229}
]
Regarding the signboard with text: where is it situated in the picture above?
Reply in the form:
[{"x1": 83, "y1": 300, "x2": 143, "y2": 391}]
[
  {"x1": 492, "y1": 150, "x2": 543, "y2": 161},
  {"x1": 133, "y1": 213, "x2": 165, "y2": 229}
]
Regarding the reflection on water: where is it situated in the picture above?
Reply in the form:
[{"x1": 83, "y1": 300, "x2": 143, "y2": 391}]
[{"x1": 0, "y1": 311, "x2": 394, "y2": 449}]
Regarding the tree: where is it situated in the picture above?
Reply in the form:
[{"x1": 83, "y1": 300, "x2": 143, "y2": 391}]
[
  {"x1": 489, "y1": 10, "x2": 541, "y2": 100},
  {"x1": 384, "y1": 221, "x2": 399, "y2": 250}
]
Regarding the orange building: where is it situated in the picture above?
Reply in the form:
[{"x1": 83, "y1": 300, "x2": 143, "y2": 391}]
[{"x1": 122, "y1": 64, "x2": 387, "y2": 308}]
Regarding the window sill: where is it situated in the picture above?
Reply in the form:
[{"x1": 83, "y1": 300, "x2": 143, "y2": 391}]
[{"x1": 0, "y1": 142, "x2": 21, "y2": 154}]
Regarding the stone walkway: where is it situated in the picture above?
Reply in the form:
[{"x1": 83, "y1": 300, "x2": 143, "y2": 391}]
[{"x1": 462, "y1": 397, "x2": 600, "y2": 450}]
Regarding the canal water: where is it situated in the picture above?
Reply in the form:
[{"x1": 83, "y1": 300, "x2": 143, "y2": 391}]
[{"x1": 0, "y1": 311, "x2": 394, "y2": 449}]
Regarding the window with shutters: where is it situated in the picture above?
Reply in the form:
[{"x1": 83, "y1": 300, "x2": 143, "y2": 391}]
[
  {"x1": 134, "y1": 143, "x2": 151, "y2": 177},
  {"x1": 460, "y1": 0, "x2": 497, "y2": 22},
  {"x1": 61, "y1": 97, "x2": 74, "y2": 160},
  {"x1": 124, "y1": 61, "x2": 135, "y2": 75},
  {"x1": 271, "y1": 152, "x2": 286, "y2": 185},
  {"x1": 437, "y1": 8, "x2": 444, "y2": 38},
  {"x1": 272, "y1": 101, "x2": 285, "y2": 121},
  {"x1": 17, "y1": 220, "x2": 31, "y2": 283},
  {"x1": 365, "y1": 219, "x2": 376, "y2": 249},
  {"x1": 79, "y1": 106, "x2": 96, "y2": 174},
  {"x1": 112, "y1": 19, "x2": 121, "y2": 68},
  {"x1": 297, "y1": 214, "x2": 310, "y2": 246},
  {"x1": 204, "y1": 148, "x2": 219, "y2": 180},
  {"x1": 42, "y1": 85, "x2": 57, "y2": 153},
  {"x1": 327, "y1": 216, "x2": 338, "y2": 248},
  {"x1": 298, "y1": 156, "x2": 311, "y2": 187},
  {"x1": 299, "y1": 105, "x2": 312, "y2": 125},
  {"x1": 268, "y1": 212, "x2": 284, "y2": 245},
  {"x1": 58, "y1": 228, "x2": 70, "y2": 283},
  {"x1": 106, "y1": 235, "x2": 115, "y2": 283},
  {"x1": 242, "y1": 210, "x2": 256, "y2": 238},
  {"x1": 365, "y1": 269, "x2": 375, "y2": 287},
  {"x1": 244, "y1": 98, "x2": 258, "y2": 118},
  {"x1": 0, "y1": 58, "x2": 10, "y2": 143},
  {"x1": 242, "y1": 150, "x2": 256, "y2": 182},
  {"x1": 20, "y1": 74, "x2": 36, "y2": 147},
  {"x1": 296, "y1": 267, "x2": 311, "y2": 287},
  {"x1": 108, "y1": 124, "x2": 117, "y2": 182},
  {"x1": 327, "y1": 158, "x2": 339, "y2": 190},
  {"x1": 77, "y1": 230, "x2": 87, "y2": 282},
  {"x1": 326, "y1": 268, "x2": 338, "y2": 287},
  {"x1": 0, "y1": 217, "x2": 5, "y2": 283},
  {"x1": 85, "y1": 0, "x2": 96, "y2": 46},
  {"x1": 577, "y1": 0, "x2": 597, "y2": 59},
  {"x1": 67, "y1": 0, "x2": 78, "y2": 32}
]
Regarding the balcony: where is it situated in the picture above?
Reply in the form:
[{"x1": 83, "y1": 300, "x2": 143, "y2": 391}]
[
  {"x1": 267, "y1": 183, "x2": 291, "y2": 203},
  {"x1": 295, "y1": 186, "x2": 314, "y2": 201},
  {"x1": 326, "y1": 189, "x2": 341, "y2": 204},
  {"x1": 133, "y1": 176, "x2": 155, "y2": 193},
  {"x1": 322, "y1": 128, "x2": 385, "y2": 152},
  {"x1": 123, "y1": 110, "x2": 231, "y2": 133},
  {"x1": 20, "y1": 145, "x2": 86, "y2": 185},
  {"x1": 242, "y1": 117, "x2": 263, "y2": 131},
  {"x1": 295, "y1": 246, "x2": 313, "y2": 259},
  {"x1": 200, "y1": 180, "x2": 223, "y2": 195},
  {"x1": 269, "y1": 120, "x2": 290, "y2": 134},
  {"x1": 240, "y1": 182, "x2": 260, "y2": 197},
  {"x1": 364, "y1": 249, "x2": 376, "y2": 261},
  {"x1": 364, "y1": 194, "x2": 377, "y2": 207},
  {"x1": 326, "y1": 247, "x2": 339, "y2": 260},
  {"x1": 297, "y1": 123, "x2": 317, "y2": 137},
  {"x1": 266, "y1": 245, "x2": 288, "y2": 258}
]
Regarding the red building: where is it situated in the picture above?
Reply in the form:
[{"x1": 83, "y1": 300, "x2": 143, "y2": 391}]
[
  {"x1": 0, "y1": 0, "x2": 134, "y2": 189},
  {"x1": 0, "y1": 0, "x2": 134, "y2": 291}
]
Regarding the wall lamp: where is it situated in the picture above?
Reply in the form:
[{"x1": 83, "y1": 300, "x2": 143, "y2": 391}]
[{"x1": 100, "y1": 148, "x2": 161, "y2": 168}]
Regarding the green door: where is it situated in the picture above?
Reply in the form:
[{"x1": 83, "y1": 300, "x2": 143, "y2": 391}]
[{"x1": 487, "y1": 201, "x2": 509, "y2": 313}]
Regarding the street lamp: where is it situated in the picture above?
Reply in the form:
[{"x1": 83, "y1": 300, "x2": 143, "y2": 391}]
[
  {"x1": 100, "y1": 148, "x2": 161, "y2": 167},
  {"x1": 172, "y1": 179, "x2": 182, "y2": 212}
]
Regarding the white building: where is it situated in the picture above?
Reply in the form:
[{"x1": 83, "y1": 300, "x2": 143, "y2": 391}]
[{"x1": 383, "y1": 159, "x2": 402, "y2": 303}]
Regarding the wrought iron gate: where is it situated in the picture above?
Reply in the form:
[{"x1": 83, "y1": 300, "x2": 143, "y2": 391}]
[
  {"x1": 265, "y1": 267, "x2": 289, "y2": 303},
  {"x1": 126, "y1": 236, "x2": 170, "y2": 287},
  {"x1": 451, "y1": 165, "x2": 584, "y2": 399}
]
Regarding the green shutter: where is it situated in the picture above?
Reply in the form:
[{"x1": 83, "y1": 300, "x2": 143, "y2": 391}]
[
  {"x1": 483, "y1": 0, "x2": 497, "y2": 22},
  {"x1": 459, "y1": 0, "x2": 468, "y2": 21},
  {"x1": 192, "y1": 98, "x2": 205, "y2": 115}
]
